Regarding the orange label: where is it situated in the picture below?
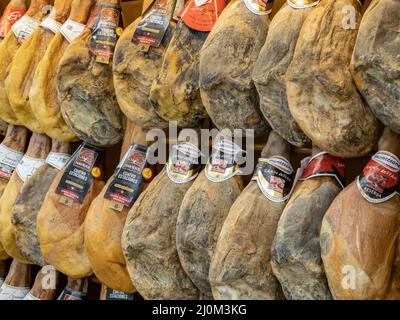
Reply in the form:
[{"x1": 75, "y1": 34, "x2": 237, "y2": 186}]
[
  {"x1": 0, "y1": 7, "x2": 26, "y2": 38},
  {"x1": 179, "y1": 0, "x2": 226, "y2": 32}
]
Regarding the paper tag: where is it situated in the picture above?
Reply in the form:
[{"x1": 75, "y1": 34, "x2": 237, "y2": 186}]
[
  {"x1": 23, "y1": 292, "x2": 41, "y2": 300},
  {"x1": 41, "y1": 16, "x2": 62, "y2": 34},
  {"x1": 357, "y1": 151, "x2": 400, "y2": 204},
  {"x1": 104, "y1": 144, "x2": 153, "y2": 210},
  {"x1": 60, "y1": 19, "x2": 85, "y2": 42},
  {"x1": 166, "y1": 142, "x2": 202, "y2": 184},
  {"x1": 55, "y1": 143, "x2": 104, "y2": 205},
  {"x1": 243, "y1": 0, "x2": 273, "y2": 15},
  {"x1": 89, "y1": 3, "x2": 123, "y2": 64},
  {"x1": 0, "y1": 7, "x2": 26, "y2": 38},
  {"x1": 0, "y1": 284, "x2": 30, "y2": 300},
  {"x1": 179, "y1": 0, "x2": 226, "y2": 32},
  {"x1": 205, "y1": 139, "x2": 244, "y2": 183},
  {"x1": 252, "y1": 156, "x2": 295, "y2": 202},
  {"x1": 105, "y1": 288, "x2": 134, "y2": 300},
  {"x1": 16, "y1": 155, "x2": 46, "y2": 182},
  {"x1": 12, "y1": 14, "x2": 40, "y2": 42},
  {"x1": 46, "y1": 152, "x2": 70, "y2": 170},
  {"x1": 287, "y1": 0, "x2": 320, "y2": 9},
  {"x1": 0, "y1": 144, "x2": 24, "y2": 180},
  {"x1": 57, "y1": 287, "x2": 87, "y2": 300},
  {"x1": 300, "y1": 151, "x2": 346, "y2": 188}
]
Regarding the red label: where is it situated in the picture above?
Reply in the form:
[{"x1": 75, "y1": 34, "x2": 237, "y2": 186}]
[
  {"x1": 357, "y1": 151, "x2": 400, "y2": 203},
  {"x1": 179, "y1": 0, "x2": 226, "y2": 32},
  {"x1": 301, "y1": 151, "x2": 345, "y2": 188},
  {"x1": 86, "y1": 5, "x2": 100, "y2": 29},
  {"x1": 0, "y1": 7, "x2": 26, "y2": 38}
]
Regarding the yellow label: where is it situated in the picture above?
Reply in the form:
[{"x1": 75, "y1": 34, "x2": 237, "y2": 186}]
[
  {"x1": 65, "y1": 180, "x2": 83, "y2": 189},
  {"x1": 139, "y1": 44, "x2": 150, "y2": 52},
  {"x1": 109, "y1": 201, "x2": 124, "y2": 212},
  {"x1": 91, "y1": 167, "x2": 101, "y2": 178},
  {"x1": 142, "y1": 167, "x2": 153, "y2": 180},
  {"x1": 59, "y1": 196, "x2": 73, "y2": 207},
  {"x1": 116, "y1": 27, "x2": 123, "y2": 36},
  {"x1": 95, "y1": 56, "x2": 110, "y2": 64}
]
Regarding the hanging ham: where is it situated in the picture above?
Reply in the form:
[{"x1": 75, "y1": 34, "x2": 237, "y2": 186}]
[
  {"x1": 0, "y1": 0, "x2": 50, "y2": 125},
  {"x1": 57, "y1": 0, "x2": 123, "y2": 146},
  {"x1": 253, "y1": 1, "x2": 315, "y2": 147},
  {"x1": 199, "y1": 0, "x2": 272, "y2": 137},
  {"x1": 286, "y1": 0, "x2": 378, "y2": 157},
  {"x1": 6, "y1": 0, "x2": 73, "y2": 133},
  {"x1": 85, "y1": 121, "x2": 152, "y2": 293},
  {"x1": 321, "y1": 128, "x2": 400, "y2": 299},
  {"x1": 0, "y1": 133, "x2": 51, "y2": 263},
  {"x1": 148, "y1": 0, "x2": 224, "y2": 128},
  {"x1": 113, "y1": 0, "x2": 176, "y2": 129},
  {"x1": 13, "y1": 140, "x2": 71, "y2": 266},
  {"x1": 351, "y1": 0, "x2": 400, "y2": 134},
  {"x1": 29, "y1": 0, "x2": 94, "y2": 142},
  {"x1": 37, "y1": 142, "x2": 105, "y2": 278},
  {"x1": 271, "y1": 146, "x2": 344, "y2": 299},
  {"x1": 176, "y1": 137, "x2": 244, "y2": 298},
  {"x1": 209, "y1": 131, "x2": 292, "y2": 299},
  {"x1": 122, "y1": 138, "x2": 201, "y2": 299}
]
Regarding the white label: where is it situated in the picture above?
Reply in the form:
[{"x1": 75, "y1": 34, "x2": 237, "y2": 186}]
[
  {"x1": 41, "y1": 16, "x2": 62, "y2": 34},
  {"x1": 244, "y1": 0, "x2": 272, "y2": 15},
  {"x1": 166, "y1": 142, "x2": 202, "y2": 184},
  {"x1": 371, "y1": 151, "x2": 400, "y2": 172},
  {"x1": 194, "y1": 0, "x2": 209, "y2": 6},
  {"x1": 253, "y1": 157, "x2": 295, "y2": 203},
  {"x1": 287, "y1": 0, "x2": 320, "y2": 9},
  {"x1": 16, "y1": 155, "x2": 46, "y2": 182},
  {"x1": 46, "y1": 152, "x2": 70, "y2": 170},
  {"x1": 12, "y1": 14, "x2": 39, "y2": 41},
  {"x1": 60, "y1": 19, "x2": 85, "y2": 42},
  {"x1": 205, "y1": 139, "x2": 244, "y2": 183},
  {"x1": 23, "y1": 292, "x2": 41, "y2": 300},
  {"x1": 0, "y1": 283, "x2": 30, "y2": 300},
  {"x1": 0, "y1": 144, "x2": 24, "y2": 179}
]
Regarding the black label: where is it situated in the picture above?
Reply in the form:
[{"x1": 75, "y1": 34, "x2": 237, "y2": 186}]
[
  {"x1": 252, "y1": 157, "x2": 295, "y2": 202},
  {"x1": 105, "y1": 288, "x2": 135, "y2": 300},
  {"x1": 57, "y1": 287, "x2": 87, "y2": 300},
  {"x1": 132, "y1": 0, "x2": 171, "y2": 48},
  {"x1": 104, "y1": 144, "x2": 153, "y2": 210},
  {"x1": 55, "y1": 143, "x2": 104, "y2": 205},
  {"x1": 89, "y1": 3, "x2": 123, "y2": 64}
]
